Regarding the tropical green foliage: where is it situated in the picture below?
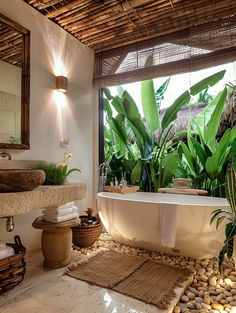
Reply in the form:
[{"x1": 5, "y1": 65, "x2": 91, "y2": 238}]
[
  {"x1": 177, "y1": 87, "x2": 236, "y2": 196},
  {"x1": 210, "y1": 147, "x2": 236, "y2": 271},
  {"x1": 103, "y1": 70, "x2": 226, "y2": 192}
]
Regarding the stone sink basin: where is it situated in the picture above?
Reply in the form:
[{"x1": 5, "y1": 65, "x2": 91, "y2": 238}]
[{"x1": 0, "y1": 169, "x2": 46, "y2": 192}]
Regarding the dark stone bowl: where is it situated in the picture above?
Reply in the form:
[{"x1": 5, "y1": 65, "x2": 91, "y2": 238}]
[{"x1": 0, "y1": 169, "x2": 46, "y2": 192}]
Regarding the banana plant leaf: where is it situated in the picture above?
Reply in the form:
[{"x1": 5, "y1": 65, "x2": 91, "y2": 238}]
[
  {"x1": 190, "y1": 136, "x2": 208, "y2": 167},
  {"x1": 190, "y1": 70, "x2": 226, "y2": 95},
  {"x1": 131, "y1": 160, "x2": 142, "y2": 184},
  {"x1": 122, "y1": 95, "x2": 152, "y2": 155},
  {"x1": 161, "y1": 91, "x2": 190, "y2": 130},
  {"x1": 226, "y1": 161, "x2": 236, "y2": 214},
  {"x1": 162, "y1": 70, "x2": 226, "y2": 130},
  {"x1": 150, "y1": 161, "x2": 158, "y2": 190},
  {"x1": 191, "y1": 120, "x2": 205, "y2": 145},
  {"x1": 114, "y1": 114, "x2": 127, "y2": 155},
  {"x1": 103, "y1": 87, "x2": 112, "y2": 100},
  {"x1": 104, "y1": 128, "x2": 113, "y2": 142},
  {"x1": 108, "y1": 116, "x2": 128, "y2": 146},
  {"x1": 210, "y1": 129, "x2": 231, "y2": 168},
  {"x1": 187, "y1": 122, "x2": 195, "y2": 156},
  {"x1": 160, "y1": 151, "x2": 179, "y2": 187},
  {"x1": 103, "y1": 98, "x2": 113, "y2": 119},
  {"x1": 103, "y1": 88, "x2": 125, "y2": 114},
  {"x1": 155, "y1": 77, "x2": 170, "y2": 102},
  {"x1": 179, "y1": 142, "x2": 195, "y2": 173},
  {"x1": 122, "y1": 91, "x2": 141, "y2": 118},
  {"x1": 205, "y1": 88, "x2": 227, "y2": 147},
  {"x1": 141, "y1": 79, "x2": 160, "y2": 134},
  {"x1": 193, "y1": 90, "x2": 223, "y2": 131},
  {"x1": 117, "y1": 86, "x2": 125, "y2": 98},
  {"x1": 205, "y1": 156, "x2": 218, "y2": 179}
]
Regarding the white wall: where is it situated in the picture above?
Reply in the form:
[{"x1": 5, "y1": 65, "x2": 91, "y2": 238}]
[
  {"x1": 0, "y1": 0, "x2": 98, "y2": 252},
  {"x1": 0, "y1": 60, "x2": 21, "y2": 95}
]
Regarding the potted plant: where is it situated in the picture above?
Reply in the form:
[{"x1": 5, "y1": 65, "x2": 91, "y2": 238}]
[
  {"x1": 34, "y1": 153, "x2": 81, "y2": 185},
  {"x1": 210, "y1": 145, "x2": 236, "y2": 271}
]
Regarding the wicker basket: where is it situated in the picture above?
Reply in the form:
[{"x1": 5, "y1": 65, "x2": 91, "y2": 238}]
[
  {"x1": 0, "y1": 235, "x2": 26, "y2": 294},
  {"x1": 72, "y1": 217, "x2": 103, "y2": 248}
]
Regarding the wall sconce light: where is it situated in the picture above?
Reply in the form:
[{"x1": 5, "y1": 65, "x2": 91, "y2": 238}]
[{"x1": 56, "y1": 75, "x2": 68, "y2": 93}]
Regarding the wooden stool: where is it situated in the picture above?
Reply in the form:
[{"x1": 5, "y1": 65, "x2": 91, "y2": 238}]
[{"x1": 32, "y1": 216, "x2": 79, "y2": 269}]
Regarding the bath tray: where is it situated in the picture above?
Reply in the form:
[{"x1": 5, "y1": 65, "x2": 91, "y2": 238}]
[
  {"x1": 158, "y1": 188, "x2": 208, "y2": 196},
  {"x1": 104, "y1": 185, "x2": 139, "y2": 194}
]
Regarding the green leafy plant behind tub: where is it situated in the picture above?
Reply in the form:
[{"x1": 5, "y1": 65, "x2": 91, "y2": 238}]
[
  {"x1": 177, "y1": 84, "x2": 236, "y2": 197},
  {"x1": 103, "y1": 70, "x2": 226, "y2": 192}
]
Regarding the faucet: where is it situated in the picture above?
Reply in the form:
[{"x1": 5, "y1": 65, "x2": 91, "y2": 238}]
[
  {"x1": 0, "y1": 152, "x2": 11, "y2": 160},
  {"x1": 98, "y1": 162, "x2": 111, "y2": 192},
  {"x1": 1, "y1": 216, "x2": 14, "y2": 232}
]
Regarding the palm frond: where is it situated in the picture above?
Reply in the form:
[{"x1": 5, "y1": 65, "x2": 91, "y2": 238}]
[{"x1": 210, "y1": 208, "x2": 232, "y2": 226}]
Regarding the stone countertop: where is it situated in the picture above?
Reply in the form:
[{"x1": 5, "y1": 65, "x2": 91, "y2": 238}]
[{"x1": 0, "y1": 183, "x2": 87, "y2": 217}]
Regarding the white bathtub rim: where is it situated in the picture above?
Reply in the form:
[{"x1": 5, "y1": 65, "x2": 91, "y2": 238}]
[{"x1": 97, "y1": 191, "x2": 229, "y2": 208}]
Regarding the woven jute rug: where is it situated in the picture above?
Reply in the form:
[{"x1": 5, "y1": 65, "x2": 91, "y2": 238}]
[{"x1": 66, "y1": 250, "x2": 194, "y2": 309}]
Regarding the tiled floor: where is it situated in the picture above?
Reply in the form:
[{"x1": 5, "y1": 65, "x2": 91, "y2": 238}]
[{"x1": 0, "y1": 248, "x2": 190, "y2": 313}]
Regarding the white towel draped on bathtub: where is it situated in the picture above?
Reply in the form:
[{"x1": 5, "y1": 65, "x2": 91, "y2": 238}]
[{"x1": 160, "y1": 202, "x2": 178, "y2": 248}]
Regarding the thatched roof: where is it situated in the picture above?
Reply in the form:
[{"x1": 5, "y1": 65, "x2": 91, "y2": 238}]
[
  {"x1": 160, "y1": 103, "x2": 207, "y2": 135},
  {"x1": 24, "y1": 0, "x2": 236, "y2": 53},
  {"x1": 160, "y1": 92, "x2": 236, "y2": 138}
]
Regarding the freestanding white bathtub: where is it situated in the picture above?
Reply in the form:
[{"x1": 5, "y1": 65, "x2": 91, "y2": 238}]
[{"x1": 97, "y1": 192, "x2": 229, "y2": 259}]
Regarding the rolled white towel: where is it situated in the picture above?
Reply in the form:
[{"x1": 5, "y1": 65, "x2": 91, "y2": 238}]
[
  {"x1": 0, "y1": 244, "x2": 15, "y2": 260},
  {"x1": 43, "y1": 206, "x2": 78, "y2": 217},
  {"x1": 57, "y1": 201, "x2": 74, "y2": 210},
  {"x1": 43, "y1": 212, "x2": 80, "y2": 223}
]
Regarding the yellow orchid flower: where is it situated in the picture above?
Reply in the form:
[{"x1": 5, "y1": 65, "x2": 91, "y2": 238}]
[{"x1": 64, "y1": 152, "x2": 73, "y2": 162}]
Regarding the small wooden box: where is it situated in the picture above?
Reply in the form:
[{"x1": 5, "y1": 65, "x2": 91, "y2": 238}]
[{"x1": 104, "y1": 185, "x2": 139, "y2": 194}]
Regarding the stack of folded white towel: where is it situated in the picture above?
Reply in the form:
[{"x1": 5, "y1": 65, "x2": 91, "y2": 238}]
[
  {"x1": 0, "y1": 241, "x2": 15, "y2": 260},
  {"x1": 42, "y1": 201, "x2": 80, "y2": 223}
]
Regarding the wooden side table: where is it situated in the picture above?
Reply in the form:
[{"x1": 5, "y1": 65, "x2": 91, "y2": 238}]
[{"x1": 32, "y1": 217, "x2": 79, "y2": 268}]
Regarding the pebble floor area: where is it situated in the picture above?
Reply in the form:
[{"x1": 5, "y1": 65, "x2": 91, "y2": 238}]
[{"x1": 76, "y1": 234, "x2": 236, "y2": 313}]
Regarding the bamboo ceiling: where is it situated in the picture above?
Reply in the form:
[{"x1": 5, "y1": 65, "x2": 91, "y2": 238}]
[
  {"x1": 0, "y1": 23, "x2": 23, "y2": 67},
  {"x1": 24, "y1": 0, "x2": 236, "y2": 53}
]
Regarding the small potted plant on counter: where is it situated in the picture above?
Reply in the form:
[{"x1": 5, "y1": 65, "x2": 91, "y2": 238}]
[{"x1": 34, "y1": 153, "x2": 80, "y2": 185}]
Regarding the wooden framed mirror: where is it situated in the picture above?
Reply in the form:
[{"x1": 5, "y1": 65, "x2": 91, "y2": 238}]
[{"x1": 0, "y1": 13, "x2": 30, "y2": 149}]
